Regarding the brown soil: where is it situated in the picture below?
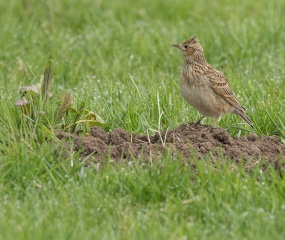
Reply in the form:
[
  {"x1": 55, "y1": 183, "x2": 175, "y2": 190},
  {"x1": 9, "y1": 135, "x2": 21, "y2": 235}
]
[{"x1": 56, "y1": 123, "x2": 285, "y2": 170}]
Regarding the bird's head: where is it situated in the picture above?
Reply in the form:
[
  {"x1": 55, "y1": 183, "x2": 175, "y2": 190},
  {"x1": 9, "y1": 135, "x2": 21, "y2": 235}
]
[{"x1": 172, "y1": 36, "x2": 206, "y2": 63}]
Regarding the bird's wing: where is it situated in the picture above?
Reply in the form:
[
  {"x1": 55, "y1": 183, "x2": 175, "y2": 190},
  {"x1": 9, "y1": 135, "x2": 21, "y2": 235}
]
[{"x1": 204, "y1": 66, "x2": 246, "y2": 113}]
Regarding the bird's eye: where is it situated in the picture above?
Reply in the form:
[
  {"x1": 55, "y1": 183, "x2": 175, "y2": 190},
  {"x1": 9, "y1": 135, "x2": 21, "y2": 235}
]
[{"x1": 184, "y1": 45, "x2": 188, "y2": 49}]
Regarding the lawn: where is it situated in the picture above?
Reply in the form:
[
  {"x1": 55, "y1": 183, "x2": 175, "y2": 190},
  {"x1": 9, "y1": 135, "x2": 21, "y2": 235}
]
[{"x1": 0, "y1": 0, "x2": 285, "y2": 239}]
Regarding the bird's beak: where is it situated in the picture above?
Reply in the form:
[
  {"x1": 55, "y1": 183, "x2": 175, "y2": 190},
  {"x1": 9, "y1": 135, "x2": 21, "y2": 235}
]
[{"x1": 172, "y1": 44, "x2": 179, "y2": 48}]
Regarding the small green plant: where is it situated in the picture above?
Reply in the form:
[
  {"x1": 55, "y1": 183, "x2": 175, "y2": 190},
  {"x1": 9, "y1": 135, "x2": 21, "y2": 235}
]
[{"x1": 14, "y1": 61, "x2": 105, "y2": 140}]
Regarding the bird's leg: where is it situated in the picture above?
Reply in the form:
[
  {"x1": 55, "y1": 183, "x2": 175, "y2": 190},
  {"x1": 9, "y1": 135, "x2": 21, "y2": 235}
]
[
  {"x1": 187, "y1": 116, "x2": 204, "y2": 130},
  {"x1": 194, "y1": 116, "x2": 205, "y2": 126},
  {"x1": 205, "y1": 116, "x2": 219, "y2": 133}
]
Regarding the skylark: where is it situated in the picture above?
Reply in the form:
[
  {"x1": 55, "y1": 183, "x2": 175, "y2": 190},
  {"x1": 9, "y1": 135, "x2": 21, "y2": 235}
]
[{"x1": 172, "y1": 36, "x2": 254, "y2": 131}]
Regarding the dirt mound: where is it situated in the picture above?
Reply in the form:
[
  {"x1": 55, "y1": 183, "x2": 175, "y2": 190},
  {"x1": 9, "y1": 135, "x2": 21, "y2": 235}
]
[{"x1": 56, "y1": 123, "x2": 285, "y2": 170}]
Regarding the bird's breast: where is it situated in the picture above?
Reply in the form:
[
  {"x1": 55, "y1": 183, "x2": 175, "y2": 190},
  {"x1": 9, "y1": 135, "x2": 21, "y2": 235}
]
[{"x1": 180, "y1": 74, "x2": 230, "y2": 117}]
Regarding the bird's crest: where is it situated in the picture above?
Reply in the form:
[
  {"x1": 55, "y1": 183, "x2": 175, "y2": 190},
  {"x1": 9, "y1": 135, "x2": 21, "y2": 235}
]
[{"x1": 186, "y1": 36, "x2": 199, "y2": 44}]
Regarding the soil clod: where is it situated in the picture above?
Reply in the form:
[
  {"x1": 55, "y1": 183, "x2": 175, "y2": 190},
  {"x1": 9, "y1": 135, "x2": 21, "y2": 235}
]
[{"x1": 56, "y1": 124, "x2": 285, "y2": 170}]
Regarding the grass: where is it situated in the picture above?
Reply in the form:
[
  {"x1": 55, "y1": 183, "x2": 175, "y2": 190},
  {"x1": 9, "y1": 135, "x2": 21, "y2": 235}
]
[{"x1": 0, "y1": 0, "x2": 285, "y2": 239}]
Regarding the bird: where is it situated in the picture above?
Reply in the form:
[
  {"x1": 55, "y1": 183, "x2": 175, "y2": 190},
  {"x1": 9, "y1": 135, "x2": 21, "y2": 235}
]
[{"x1": 172, "y1": 36, "x2": 254, "y2": 131}]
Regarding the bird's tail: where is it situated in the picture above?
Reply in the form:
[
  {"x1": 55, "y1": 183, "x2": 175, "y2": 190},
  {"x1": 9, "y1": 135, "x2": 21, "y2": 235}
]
[{"x1": 237, "y1": 111, "x2": 255, "y2": 129}]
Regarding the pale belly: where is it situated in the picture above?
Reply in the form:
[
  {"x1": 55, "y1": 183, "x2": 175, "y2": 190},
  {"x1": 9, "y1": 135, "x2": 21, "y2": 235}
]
[{"x1": 180, "y1": 83, "x2": 229, "y2": 117}]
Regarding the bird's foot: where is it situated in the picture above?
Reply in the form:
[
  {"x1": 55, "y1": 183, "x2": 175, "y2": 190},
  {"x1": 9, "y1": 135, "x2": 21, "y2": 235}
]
[
  {"x1": 203, "y1": 125, "x2": 212, "y2": 133},
  {"x1": 186, "y1": 122, "x2": 198, "y2": 130}
]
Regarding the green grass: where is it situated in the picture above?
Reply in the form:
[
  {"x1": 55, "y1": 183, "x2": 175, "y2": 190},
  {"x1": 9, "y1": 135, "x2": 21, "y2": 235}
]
[{"x1": 0, "y1": 0, "x2": 285, "y2": 239}]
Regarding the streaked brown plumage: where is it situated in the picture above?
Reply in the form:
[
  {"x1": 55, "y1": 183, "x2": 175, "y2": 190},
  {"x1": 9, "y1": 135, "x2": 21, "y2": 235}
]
[{"x1": 172, "y1": 36, "x2": 254, "y2": 130}]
